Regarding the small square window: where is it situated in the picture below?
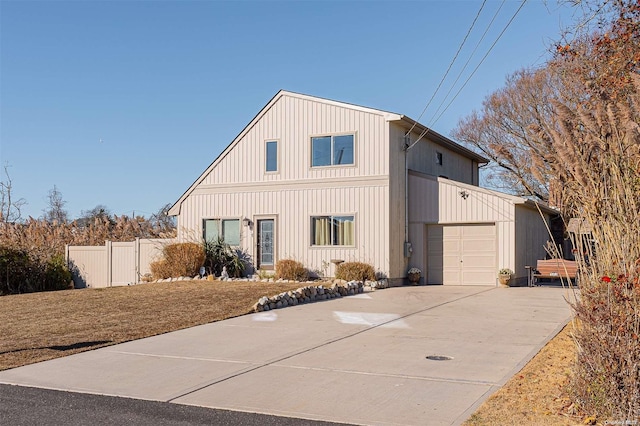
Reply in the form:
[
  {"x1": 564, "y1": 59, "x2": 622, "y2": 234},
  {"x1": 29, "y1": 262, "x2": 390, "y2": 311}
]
[{"x1": 436, "y1": 152, "x2": 443, "y2": 165}]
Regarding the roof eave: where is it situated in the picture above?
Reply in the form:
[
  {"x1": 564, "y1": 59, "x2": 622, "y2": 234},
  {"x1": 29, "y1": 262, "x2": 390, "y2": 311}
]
[{"x1": 393, "y1": 116, "x2": 489, "y2": 164}]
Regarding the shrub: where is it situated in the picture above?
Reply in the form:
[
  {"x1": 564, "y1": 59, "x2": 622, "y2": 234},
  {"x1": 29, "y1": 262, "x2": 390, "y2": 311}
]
[
  {"x1": 335, "y1": 261, "x2": 375, "y2": 281},
  {"x1": 0, "y1": 246, "x2": 35, "y2": 294},
  {"x1": 275, "y1": 259, "x2": 308, "y2": 281},
  {"x1": 44, "y1": 255, "x2": 72, "y2": 291},
  {"x1": 150, "y1": 242, "x2": 205, "y2": 279},
  {"x1": 0, "y1": 215, "x2": 177, "y2": 294},
  {"x1": 203, "y1": 237, "x2": 247, "y2": 278},
  {"x1": 0, "y1": 247, "x2": 71, "y2": 294},
  {"x1": 150, "y1": 258, "x2": 171, "y2": 280}
]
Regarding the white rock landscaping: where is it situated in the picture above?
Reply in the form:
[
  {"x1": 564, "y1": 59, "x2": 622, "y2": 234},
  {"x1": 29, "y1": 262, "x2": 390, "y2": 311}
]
[
  {"x1": 144, "y1": 275, "x2": 390, "y2": 312},
  {"x1": 252, "y1": 280, "x2": 372, "y2": 312}
]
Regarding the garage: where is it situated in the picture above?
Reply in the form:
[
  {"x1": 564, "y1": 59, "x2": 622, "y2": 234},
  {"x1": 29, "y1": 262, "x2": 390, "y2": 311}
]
[
  {"x1": 409, "y1": 174, "x2": 556, "y2": 287},
  {"x1": 426, "y1": 224, "x2": 496, "y2": 286}
]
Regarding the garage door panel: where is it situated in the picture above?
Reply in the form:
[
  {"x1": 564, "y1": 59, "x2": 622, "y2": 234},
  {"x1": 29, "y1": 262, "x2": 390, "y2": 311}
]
[
  {"x1": 462, "y1": 254, "x2": 495, "y2": 268},
  {"x1": 443, "y1": 226, "x2": 462, "y2": 238},
  {"x1": 443, "y1": 254, "x2": 460, "y2": 268},
  {"x1": 427, "y1": 224, "x2": 496, "y2": 286},
  {"x1": 462, "y1": 225, "x2": 495, "y2": 237},
  {"x1": 462, "y1": 240, "x2": 493, "y2": 252},
  {"x1": 443, "y1": 241, "x2": 461, "y2": 252},
  {"x1": 443, "y1": 270, "x2": 461, "y2": 286}
]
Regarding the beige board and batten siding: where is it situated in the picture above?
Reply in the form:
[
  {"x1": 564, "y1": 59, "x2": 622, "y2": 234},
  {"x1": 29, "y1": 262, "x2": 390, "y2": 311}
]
[
  {"x1": 199, "y1": 94, "x2": 390, "y2": 186},
  {"x1": 514, "y1": 205, "x2": 553, "y2": 286},
  {"x1": 388, "y1": 122, "x2": 479, "y2": 185},
  {"x1": 408, "y1": 172, "x2": 518, "y2": 285},
  {"x1": 173, "y1": 92, "x2": 395, "y2": 277},
  {"x1": 177, "y1": 184, "x2": 390, "y2": 278},
  {"x1": 386, "y1": 122, "x2": 481, "y2": 280}
]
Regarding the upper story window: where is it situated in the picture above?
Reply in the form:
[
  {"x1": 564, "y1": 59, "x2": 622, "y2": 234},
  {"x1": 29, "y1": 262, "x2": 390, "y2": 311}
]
[
  {"x1": 311, "y1": 134, "x2": 354, "y2": 167},
  {"x1": 435, "y1": 152, "x2": 443, "y2": 166},
  {"x1": 266, "y1": 140, "x2": 278, "y2": 172},
  {"x1": 204, "y1": 218, "x2": 240, "y2": 246}
]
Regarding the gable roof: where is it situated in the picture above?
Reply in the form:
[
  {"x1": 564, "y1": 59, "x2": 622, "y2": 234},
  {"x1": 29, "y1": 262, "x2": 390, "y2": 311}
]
[
  {"x1": 168, "y1": 90, "x2": 489, "y2": 216},
  {"x1": 409, "y1": 170, "x2": 559, "y2": 216}
]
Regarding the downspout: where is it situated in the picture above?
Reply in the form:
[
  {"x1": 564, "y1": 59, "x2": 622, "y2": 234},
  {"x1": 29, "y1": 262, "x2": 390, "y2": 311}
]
[
  {"x1": 402, "y1": 124, "x2": 431, "y2": 259},
  {"x1": 403, "y1": 134, "x2": 411, "y2": 258}
]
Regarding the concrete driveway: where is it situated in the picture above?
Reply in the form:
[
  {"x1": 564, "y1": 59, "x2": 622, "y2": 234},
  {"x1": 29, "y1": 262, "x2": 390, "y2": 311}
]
[{"x1": 0, "y1": 286, "x2": 573, "y2": 425}]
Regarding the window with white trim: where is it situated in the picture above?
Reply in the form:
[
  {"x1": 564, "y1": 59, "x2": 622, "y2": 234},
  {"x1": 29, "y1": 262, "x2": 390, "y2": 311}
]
[
  {"x1": 266, "y1": 140, "x2": 277, "y2": 172},
  {"x1": 311, "y1": 215, "x2": 354, "y2": 246},
  {"x1": 203, "y1": 218, "x2": 240, "y2": 246},
  {"x1": 311, "y1": 134, "x2": 354, "y2": 167}
]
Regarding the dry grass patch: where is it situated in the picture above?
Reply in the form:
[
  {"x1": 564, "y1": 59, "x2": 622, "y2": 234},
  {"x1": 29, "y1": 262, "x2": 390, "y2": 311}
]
[
  {"x1": 464, "y1": 324, "x2": 582, "y2": 425},
  {"x1": 0, "y1": 280, "x2": 306, "y2": 371}
]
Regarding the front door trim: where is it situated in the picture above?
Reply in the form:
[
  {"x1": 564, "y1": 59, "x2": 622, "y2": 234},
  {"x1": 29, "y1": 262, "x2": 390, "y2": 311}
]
[{"x1": 255, "y1": 215, "x2": 277, "y2": 271}]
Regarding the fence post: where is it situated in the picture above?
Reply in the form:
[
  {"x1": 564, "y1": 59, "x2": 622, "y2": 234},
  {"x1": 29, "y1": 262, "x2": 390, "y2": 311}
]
[
  {"x1": 135, "y1": 238, "x2": 140, "y2": 284},
  {"x1": 106, "y1": 240, "x2": 112, "y2": 287}
]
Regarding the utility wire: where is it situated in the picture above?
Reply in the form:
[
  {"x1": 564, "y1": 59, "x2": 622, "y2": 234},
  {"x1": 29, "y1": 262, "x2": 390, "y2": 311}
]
[
  {"x1": 426, "y1": 0, "x2": 506, "y2": 127},
  {"x1": 431, "y1": 0, "x2": 527, "y2": 127},
  {"x1": 404, "y1": 0, "x2": 487, "y2": 138},
  {"x1": 407, "y1": 0, "x2": 527, "y2": 151}
]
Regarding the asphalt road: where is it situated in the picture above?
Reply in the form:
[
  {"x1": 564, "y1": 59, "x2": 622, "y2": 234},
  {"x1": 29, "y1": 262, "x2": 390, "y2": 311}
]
[{"x1": 0, "y1": 384, "x2": 350, "y2": 426}]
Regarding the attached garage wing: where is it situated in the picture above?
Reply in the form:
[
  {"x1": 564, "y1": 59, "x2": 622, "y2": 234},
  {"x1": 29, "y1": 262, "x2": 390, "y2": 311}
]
[{"x1": 427, "y1": 224, "x2": 496, "y2": 286}]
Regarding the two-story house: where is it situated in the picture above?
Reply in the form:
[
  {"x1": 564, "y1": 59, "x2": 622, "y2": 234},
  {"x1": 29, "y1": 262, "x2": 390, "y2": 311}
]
[{"x1": 168, "y1": 90, "x2": 554, "y2": 286}]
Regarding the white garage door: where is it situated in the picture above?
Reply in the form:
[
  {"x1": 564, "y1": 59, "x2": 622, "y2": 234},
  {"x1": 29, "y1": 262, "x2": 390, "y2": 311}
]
[{"x1": 427, "y1": 224, "x2": 496, "y2": 286}]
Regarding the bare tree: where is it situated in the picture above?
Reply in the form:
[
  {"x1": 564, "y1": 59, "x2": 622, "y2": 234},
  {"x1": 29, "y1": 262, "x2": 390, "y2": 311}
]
[
  {"x1": 453, "y1": 68, "x2": 561, "y2": 203},
  {"x1": 42, "y1": 185, "x2": 68, "y2": 224},
  {"x1": 79, "y1": 204, "x2": 112, "y2": 221},
  {"x1": 0, "y1": 163, "x2": 26, "y2": 223},
  {"x1": 456, "y1": 0, "x2": 640, "y2": 419},
  {"x1": 454, "y1": 0, "x2": 639, "y2": 212},
  {"x1": 76, "y1": 204, "x2": 114, "y2": 228},
  {"x1": 149, "y1": 203, "x2": 176, "y2": 233}
]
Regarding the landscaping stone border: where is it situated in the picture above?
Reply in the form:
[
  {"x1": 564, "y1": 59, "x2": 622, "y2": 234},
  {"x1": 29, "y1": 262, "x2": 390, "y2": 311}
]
[
  {"x1": 251, "y1": 278, "x2": 390, "y2": 312},
  {"x1": 143, "y1": 274, "x2": 391, "y2": 313}
]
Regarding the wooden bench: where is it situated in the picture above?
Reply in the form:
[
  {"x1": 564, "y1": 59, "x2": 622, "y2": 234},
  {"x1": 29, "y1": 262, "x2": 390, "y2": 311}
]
[{"x1": 526, "y1": 259, "x2": 578, "y2": 287}]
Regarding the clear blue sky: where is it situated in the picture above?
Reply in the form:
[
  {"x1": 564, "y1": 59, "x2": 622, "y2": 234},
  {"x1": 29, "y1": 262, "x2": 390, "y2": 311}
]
[{"x1": 1, "y1": 0, "x2": 575, "y2": 220}]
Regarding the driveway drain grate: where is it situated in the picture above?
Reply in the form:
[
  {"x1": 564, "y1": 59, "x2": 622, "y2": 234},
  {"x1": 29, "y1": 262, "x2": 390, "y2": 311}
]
[{"x1": 426, "y1": 355, "x2": 453, "y2": 361}]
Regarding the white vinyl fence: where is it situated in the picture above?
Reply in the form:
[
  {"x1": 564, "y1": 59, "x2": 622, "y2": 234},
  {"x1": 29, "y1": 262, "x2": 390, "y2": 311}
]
[{"x1": 66, "y1": 238, "x2": 175, "y2": 288}]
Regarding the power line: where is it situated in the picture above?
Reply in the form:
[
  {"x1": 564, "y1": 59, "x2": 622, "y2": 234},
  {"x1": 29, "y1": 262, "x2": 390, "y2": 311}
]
[
  {"x1": 404, "y1": 0, "x2": 487, "y2": 138},
  {"x1": 426, "y1": 0, "x2": 507, "y2": 127},
  {"x1": 431, "y1": 0, "x2": 527, "y2": 128},
  {"x1": 408, "y1": 0, "x2": 528, "y2": 150}
]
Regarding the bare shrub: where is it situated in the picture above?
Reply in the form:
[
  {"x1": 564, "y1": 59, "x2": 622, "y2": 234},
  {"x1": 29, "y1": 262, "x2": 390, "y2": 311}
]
[
  {"x1": 335, "y1": 262, "x2": 375, "y2": 282},
  {"x1": 275, "y1": 259, "x2": 308, "y2": 281},
  {"x1": 0, "y1": 216, "x2": 176, "y2": 265},
  {"x1": 149, "y1": 259, "x2": 171, "y2": 280},
  {"x1": 151, "y1": 242, "x2": 205, "y2": 279}
]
